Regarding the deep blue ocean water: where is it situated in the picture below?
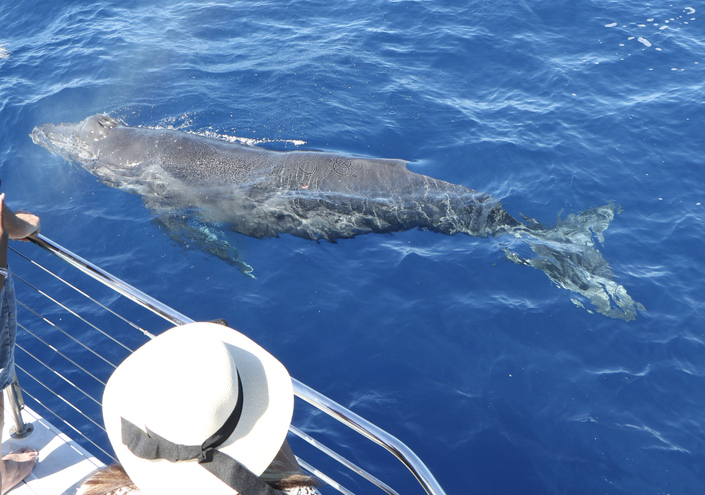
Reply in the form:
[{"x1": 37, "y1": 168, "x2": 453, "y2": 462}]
[{"x1": 2, "y1": 0, "x2": 705, "y2": 494}]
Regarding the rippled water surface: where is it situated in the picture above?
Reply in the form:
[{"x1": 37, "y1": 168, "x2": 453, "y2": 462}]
[{"x1": 2, "y1": 1, "x2": 705, "y2": 494}]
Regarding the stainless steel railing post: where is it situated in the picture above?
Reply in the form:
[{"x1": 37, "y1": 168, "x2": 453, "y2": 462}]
[{"x1": 5, "y1": 373, "x2": 34, "y2": 439}]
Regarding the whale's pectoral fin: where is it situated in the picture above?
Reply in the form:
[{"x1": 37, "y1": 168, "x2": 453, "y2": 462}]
[
  {"x1": 505, "y1": 203, "x2": 643, "y2": 321},
  {"x1": 152, "y1": 211, "x2": 256, "y2": 279}
]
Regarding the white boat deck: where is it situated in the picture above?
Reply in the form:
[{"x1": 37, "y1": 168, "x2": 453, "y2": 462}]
[{"x1": 2, "y1": 404, "x2": 103, "y2": 495}]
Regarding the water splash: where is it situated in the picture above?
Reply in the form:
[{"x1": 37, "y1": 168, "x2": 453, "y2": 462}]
[{"x1": 504, "y1": 204, "x2": 643, "y2": 321}]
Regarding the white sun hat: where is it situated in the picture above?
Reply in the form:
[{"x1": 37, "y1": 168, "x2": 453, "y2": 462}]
[{"x1": 102, "y1": 322, "x2": 294, "y2": 495}]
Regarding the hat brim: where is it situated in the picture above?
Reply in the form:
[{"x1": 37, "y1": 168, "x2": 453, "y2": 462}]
[{"x1": 102, "y1": 322, "x2": 294, "y2": 495}]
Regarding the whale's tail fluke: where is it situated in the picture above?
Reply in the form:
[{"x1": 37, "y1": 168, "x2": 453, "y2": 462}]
[{"x1": 504, "y1": 203, "x2": 643, "y2": 320}]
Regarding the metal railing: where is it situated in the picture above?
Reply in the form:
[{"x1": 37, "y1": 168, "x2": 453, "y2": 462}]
[
  {"x1": 6, "y1": 374, "x2": 33, "y2": 439},
  {"x1": 6, "y1": 234, "x2": 446, "y2": 495}
]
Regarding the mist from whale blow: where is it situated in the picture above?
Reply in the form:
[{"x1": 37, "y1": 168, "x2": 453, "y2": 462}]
[{"x1": 31, "y1": 114, "x2": 643, "y2": 320}]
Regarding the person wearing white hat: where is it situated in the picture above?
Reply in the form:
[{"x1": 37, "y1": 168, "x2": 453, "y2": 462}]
[{"x1": 82, "y1": 321, "x2": 319, "y2": 495}]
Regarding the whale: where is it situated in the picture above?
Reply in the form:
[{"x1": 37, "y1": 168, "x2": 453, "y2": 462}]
[
  {"x1": 31, "y1": 115, "x2": 521, "y2": 241},
  {"x1": 31, "y1": 114, "x2": 643, "y2": 320}
]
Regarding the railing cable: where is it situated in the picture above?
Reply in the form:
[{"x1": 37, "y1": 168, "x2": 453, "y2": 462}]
[
  {"x1": 11, "y1": 245, "x2": 152, "y2": 340},
  {"x1": 12, "y1": 270, "x2": 134, "y2": 352},
  {"x1": 16, "y1": 375, "x2": 116, "y2": 463},
  {"x1": 15, "y1": 363, "x2": 106, "y2": 436},
  {"x1": 295, "y1": 456, "x2": 356, "y2": 495},
  {"x1": 16, "y1": 300, "x2": 119, "y2": 370},
  {"x1": 16, "y1": 318, "x2": 108, "y2": 386},
  {"x1": 289, "y1": 425, "x2": 399, "y2": 495},
  {"x1": 15, "y1": 341, "x2": 103, "y2": 407}
]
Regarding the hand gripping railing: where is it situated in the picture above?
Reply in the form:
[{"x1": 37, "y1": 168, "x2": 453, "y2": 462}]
[{"x1": 20, "y1": 234, "x2": 446, "y2": 495}]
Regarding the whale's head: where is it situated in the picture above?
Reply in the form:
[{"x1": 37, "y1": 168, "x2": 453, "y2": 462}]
[
  {"x1": 31, "y1": 115, "x2": 160, "y2": 190},
  {"x1": 31, "y1": 114, "x2": 123, "y2": 165}
]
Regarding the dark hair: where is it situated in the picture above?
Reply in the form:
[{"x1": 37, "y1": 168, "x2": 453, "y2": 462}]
[
  {"x1": 78, "y1": 463, "x2": 319, "y2": 494},
  {"x1": 78, "y1": 464, "x2": 137, "y2": 495},
  {"x1": 268, "y1": 473, "x2": 319, "y2": 491}
]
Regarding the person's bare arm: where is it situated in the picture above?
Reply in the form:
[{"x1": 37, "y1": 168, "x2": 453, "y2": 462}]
[
  {"x1": 0, "y1": 194, "x2": 40, "y2": 293},
  {"x1": 2, "y1": 204, "x2": 40, "y2": 240}
]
